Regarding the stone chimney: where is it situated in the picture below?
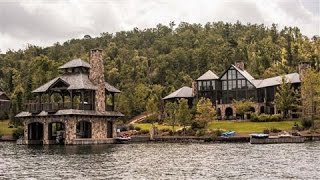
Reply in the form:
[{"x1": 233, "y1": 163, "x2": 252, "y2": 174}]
[
  {"x1": 235, "y1": 61, "x2": 245, "y2": 70},
  {"x1": 298, "y1": 61, "x2": 311, "y2": 80},
  {"x1": 192, "y1": 81, "x2": 198, "y2": 98},
  {"x1": 89, "y1": 48, "x2": 105, "y2": 112}
]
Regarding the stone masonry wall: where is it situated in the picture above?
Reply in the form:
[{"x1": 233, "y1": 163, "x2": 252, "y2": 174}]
[
  {"x1": 89, "y1": 49, "x2": 106, "y2": 112},
  {"x1": 22, "y1": 115, "x2": 113, "y2": 145}
]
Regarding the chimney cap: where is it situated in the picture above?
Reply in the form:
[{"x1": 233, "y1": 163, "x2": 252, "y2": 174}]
[{"x1": 90, "y1": 48, "x2": 103, "y2": 52}]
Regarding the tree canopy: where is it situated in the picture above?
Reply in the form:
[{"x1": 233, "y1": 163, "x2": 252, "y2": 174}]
[{"x1": 0, "y1": 21, "x2": 319, "y2": 119}]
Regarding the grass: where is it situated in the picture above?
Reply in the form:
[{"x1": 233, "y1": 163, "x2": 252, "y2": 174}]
[
  {"x1": 134, "y1": 123, "x2": 182, "y2": 131},
  {"x1": 134, "y1": 120, "x2": 299, "y2": 134},
  {"x1": 207, "y1": 120, "x2": 299, "y2": 133},
  {"x1": 0, "y1": 120, "x2": 17, "y2": 136}
]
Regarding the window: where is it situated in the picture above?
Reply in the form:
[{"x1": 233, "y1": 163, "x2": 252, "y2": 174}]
[
  {"x1": 221, "y1": 74, "x2": 227, "y2": 80},
  {"x1": 198, "y1": 81, "x2": 201, "y2": 91},
  {"x1": 237, "y1": 80, "x2": 241, "y2": 89},
  {"x1": 232, "y1": 80, "x2": 237, "y2": 89},
  {"x1": 237, "y1": 72, "x2": 245, "y2": 79},
  {"x1": 241, "y1": 80, "x2": 246, "y2": 89},
  {"x1": 231, "y1": 70, "x2": 236, "y2": 79},
  {"x1": 228, "y1": 81, "x2": 232, "y2": 90},
  {"x1": 211, "y1": 80, "x2": 215, "y2": 90},
  {"x1": 247, "y1": 82, "x2": 254, "y2": 89},
  {"x1": 222, "y1": 81, "x2": 227, "y2": 90}
]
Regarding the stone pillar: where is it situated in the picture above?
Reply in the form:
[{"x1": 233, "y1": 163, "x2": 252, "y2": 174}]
[
  {"x1": 65, "y1": 118, "x2": 77, "y2": 144},
  {"x1": 89, "y1": 48, "x2": 105, "y2": 112},
  {"x1": 23, "y1": 120, "x2": 28, "y2": 143},
  {"x1": 192, "y1": 81, "x2": 198, "y2": 98},
  {"x1": 43, "y1": 120, "x2": 49, "y2": 145}
]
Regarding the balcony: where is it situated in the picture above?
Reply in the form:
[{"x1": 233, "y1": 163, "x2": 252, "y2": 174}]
[{"x1": 24, "y1": 102, "x2": 94, "y2": 114}]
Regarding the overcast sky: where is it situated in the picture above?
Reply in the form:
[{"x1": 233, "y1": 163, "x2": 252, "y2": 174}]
[{"x1": 0, "y1": 0, "x2": 319, "y2": 51}]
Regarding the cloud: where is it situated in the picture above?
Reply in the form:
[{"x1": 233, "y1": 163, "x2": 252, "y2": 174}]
[{"x1": 0, "y1": 0, "x2": 319, "y2": 51}]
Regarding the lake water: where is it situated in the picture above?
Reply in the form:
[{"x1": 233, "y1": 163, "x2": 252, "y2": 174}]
[{"x1": 0, "y1": 142, "x2": 320, "y2": 179}]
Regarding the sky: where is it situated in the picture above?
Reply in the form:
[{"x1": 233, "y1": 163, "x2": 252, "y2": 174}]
[{"x1": 0, "y1": 0, "x2": 319, "y2": 51}]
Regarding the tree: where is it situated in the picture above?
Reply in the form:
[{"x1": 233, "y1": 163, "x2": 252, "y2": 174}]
[
  {"x1": 274, "y1": 76, "x2": 297, "y2": 118},
  {"x1": 301, "y1": 69, "x2": 320, "y2": 123},
  {"x1": 146, "y1": 97, "x2": 159, "y2": 126},
  {"x1": 195, "y1": 98, "x2": 216, "y2": 128},
  {"x1": 232, "y1": 99, "x2": 255, "y2": 119},
  {"x1": 165, "y1": 101, "x2": 178, "y2": 133},
  {"x1": 176, "y1": 99, "x2": 192, "y2": 135}
]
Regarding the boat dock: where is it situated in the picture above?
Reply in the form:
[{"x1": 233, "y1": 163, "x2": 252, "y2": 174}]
[{"x1": 250, "y1": 136, "x2": 305, "y2": 144}]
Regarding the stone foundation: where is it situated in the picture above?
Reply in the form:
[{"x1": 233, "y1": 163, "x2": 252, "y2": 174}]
[
  {"x1": 22, "y1": 115, "x2": 115, "y2": 145},
  {"x1": 217, "y1": 102, "x2": 265, "y2": 120}
]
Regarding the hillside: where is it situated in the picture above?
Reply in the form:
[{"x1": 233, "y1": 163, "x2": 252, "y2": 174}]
[{"x1": 0, "y1": 21, "x2": 319, "y2": 119}]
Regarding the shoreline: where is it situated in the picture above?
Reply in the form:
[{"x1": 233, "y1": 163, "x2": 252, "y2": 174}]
[{"x1": 2, "y1": 135, "x2": 320, "y2": 144}]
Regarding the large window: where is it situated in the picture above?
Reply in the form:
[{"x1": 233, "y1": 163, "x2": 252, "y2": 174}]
[
  {"x1": 221, "y1": 67, "x2": 257, "y2": 103},
  {"x1": 198, "y1": 80, "x2": 215, "y2": 91}
]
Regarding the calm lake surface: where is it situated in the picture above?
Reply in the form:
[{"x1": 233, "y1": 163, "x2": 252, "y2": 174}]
[{"x1": 0, "y1": 142, "x2": 320, "y2": 180}]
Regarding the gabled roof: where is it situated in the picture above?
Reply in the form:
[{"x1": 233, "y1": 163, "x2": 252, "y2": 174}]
[
  {"x1": 197, "y1": 70, "x2": 219, "y2": 80},
  {"x1": 59, "y1": 59, "x2": 91, "y2": 69},
  {"x1": 231, "y1": 65, "x2": 256, "y2": 85},
  {"x1": 0, "y1": 88, "x2": 10, "y2": 100},
  {"x1": 162, "y1": 86, "x2": 193, "y2": 100},
  {"x1": 105, "y1": 82, "x2": 121, "y2": 93},
  {"x1": 254, "y1": 73, "x2": 300, "y2": 88},
  {"x1": 218, "y1": 64, "x2": 256, "y2": 87},
  {"x1": 16, "y1": 109, "x2": 124, "y2": 118},
  {"x1": 33, "y1": 73, "x2": 97, "y2": 93}
]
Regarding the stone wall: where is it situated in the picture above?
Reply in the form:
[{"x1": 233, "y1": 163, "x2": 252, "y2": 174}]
[
  {"x1": 89, "y1": 48, "x2": 106, "y2": 112},
  {"x1": 217, "y1": 102, "x2": 265, "y2": 119},
  {"x1": 22, "y1": 115, "x2": 114, "y2": 145}
]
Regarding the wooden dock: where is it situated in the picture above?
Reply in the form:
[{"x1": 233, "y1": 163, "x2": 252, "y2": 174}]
[{"x1": 250, "y1": 136, "x2": 305, "y2": 144}]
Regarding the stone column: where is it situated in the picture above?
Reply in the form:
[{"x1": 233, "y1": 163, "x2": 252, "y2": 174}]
[
  {"x1": 89, "y1": 48, "x2": 106, "y2": 112},
  {"x1": 43, "y1": 119, "x2": 49, "y2": 145},
  {"x1": 23, "y1": 120, "x2": 28, "y2": 143}
]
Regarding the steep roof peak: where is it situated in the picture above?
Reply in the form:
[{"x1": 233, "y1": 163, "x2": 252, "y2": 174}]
[
  {"x1": 59, "y1": 58, "x2": 91, "y2": 69},
  {"x1": 197, "y1": 70, "x2": 219, "y2": 80}
]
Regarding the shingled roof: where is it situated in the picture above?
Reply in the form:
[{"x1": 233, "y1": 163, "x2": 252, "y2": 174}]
[
  {"x1": 33, "y1": 73, "x2": 97, "y2": 93},
  {"x1": 162, "y1": 86, "x2": 193, "y2": 100},
  {"x1": 59, "y1": 59, "x2": 91, "y2": 69},
  {"x1": 197, "y1": 70, "x2": 219, "y2": 80},
  {"x1": 16, "y1": 109, "x2": 124, "y2": 118},
  {"x1": 105, "y1": 82, "x2": 121, "y2": 93},
  {"x1": 0, "y1": 89, "x2": 10, "y2": 100},
  {"x1": 253, "y1": 73, "x2": 300, "y2": 88}
]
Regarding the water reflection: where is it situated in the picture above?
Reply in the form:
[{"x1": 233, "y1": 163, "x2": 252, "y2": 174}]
[{"x1": 0, "y1": 142, "x2": 320, "y2": 179}]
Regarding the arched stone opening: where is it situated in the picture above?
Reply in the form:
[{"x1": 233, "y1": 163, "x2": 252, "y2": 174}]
[
  {"x1": 48, "y1": 122, "x2": 65, "y2": 144},
  {"x1": 260, "y1": 106, "x2": 265, "y2": 114},
  {"x1": 246, "y1": 107, "x2": 255, "y2": 119},
  {"x1": 28, "y1": 122, "x2": 44, "y2": 141},
  {"x1": 217, "y1": 108, "x2": 222, "y2": 120},
  {"x1": 225, "y1": 107, "x2": 233, "y2": 120},
  {"x1": 76, "y1": 121, "x2": 92, "y2": 138}
]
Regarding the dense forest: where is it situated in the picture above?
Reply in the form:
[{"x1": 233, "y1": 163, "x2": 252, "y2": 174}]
[{"x1": 0, "y1": 21, "x2": 319, "y2": 119}]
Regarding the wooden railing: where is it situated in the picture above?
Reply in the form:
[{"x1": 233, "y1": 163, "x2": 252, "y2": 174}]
[{"x1": 24, "y1": 101, "x2": 94, "y2": 113}]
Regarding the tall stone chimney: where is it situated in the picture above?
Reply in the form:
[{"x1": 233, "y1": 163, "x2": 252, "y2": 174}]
[
  {"x1": 192, "y1": 81, "x2": 198, "y2": 98},
  {"x1": 235, "y1": 61, "x2": 245, "y2": 70},
  {"x1": 298, "y1": 61, "x2": 311, "y2": 80},
  {"x1": 89, "y1": 48, "x2": 105, "y2": 112}
]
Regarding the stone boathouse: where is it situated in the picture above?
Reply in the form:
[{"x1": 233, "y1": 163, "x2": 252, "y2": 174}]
[{"x1": 16, "y1": 49, "x2": 124, "y2": 145}]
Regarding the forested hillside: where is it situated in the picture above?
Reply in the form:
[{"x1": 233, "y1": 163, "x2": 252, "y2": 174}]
[{"x1": 0, "y1": 21, "x2": 319, "y2": 119}]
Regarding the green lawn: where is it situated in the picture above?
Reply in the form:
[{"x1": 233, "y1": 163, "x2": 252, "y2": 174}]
[
  {"x1": 208, "y1": 120, "x2": 299, "y2": 133},
  {"x1": 0, "y1": 120, "x2": 17, "y2": 136},
  {"x1": 134, "y1": 120, "x2": 299, "y2": 134},
  {"x1": 133, "y1": 123, "x2": 182, "y2": 131}
]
